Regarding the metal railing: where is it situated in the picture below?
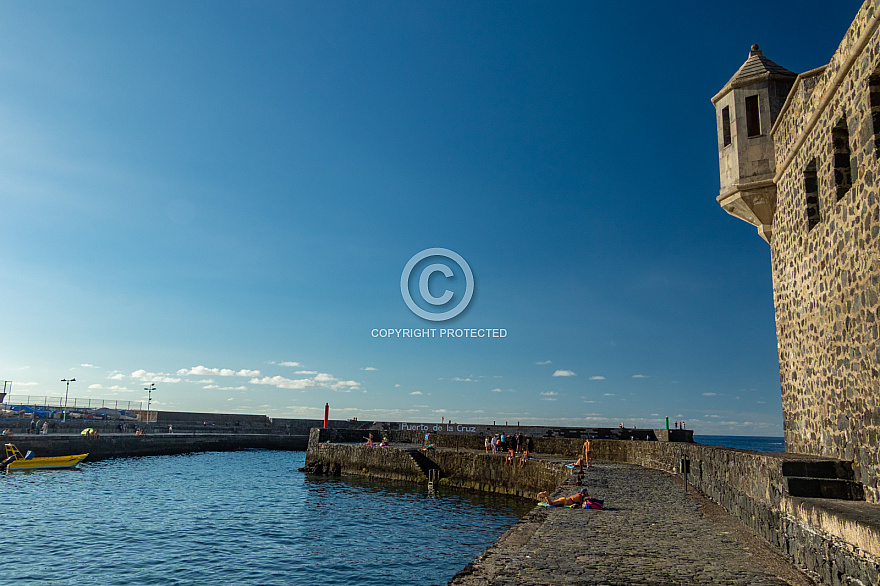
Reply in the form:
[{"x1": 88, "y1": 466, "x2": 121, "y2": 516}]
[{"x1": 1, "y1": 396, "x2": 143, "y2": 421}]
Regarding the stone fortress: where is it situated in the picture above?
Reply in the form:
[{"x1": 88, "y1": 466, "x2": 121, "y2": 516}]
[{"x1": 713, "y1": 0, "x2": 880, "y2": 503}]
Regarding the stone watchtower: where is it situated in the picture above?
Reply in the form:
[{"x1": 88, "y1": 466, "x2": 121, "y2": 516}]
[
  {"x1": 711, "y1": 45, "x2": 797, "y2": 243},
  {"x1": 713, "y1": 1, "x2": 880, "y2": 503}
]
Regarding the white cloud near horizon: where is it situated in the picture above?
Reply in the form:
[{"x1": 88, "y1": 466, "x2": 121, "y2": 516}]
[
  {"x1": 131, "y1": 369, "x2": 182, "y2": 384},
  {"x1": 249, "y1": 372, "x2": 360, "y2": 392},
  {"x1": 589, "y1": 375, "x2": 606, "y2": 380},
  {"x1": 361, "y1": 366, "x2": 378, "y2": 371},
  {"x1": 176, "y1": 366, "x2": 261, "y2": 377},
  {"x1": 552, "y1": 370, "x2": 576, "y2": 377},
  {"x1": 277, "y1": 361, "x2": 302, "y2": 367},
  {"x1": 632, "y1": 374, "x2": 648, "y2": 378}
]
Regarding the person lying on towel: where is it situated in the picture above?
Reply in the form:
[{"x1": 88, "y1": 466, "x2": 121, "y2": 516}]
[{"x1": 537, "y1": 487, "x2": 589, "y2": 507}]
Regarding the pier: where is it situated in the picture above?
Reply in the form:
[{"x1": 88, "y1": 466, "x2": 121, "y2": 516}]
[{"x1": 303, "y1": 429, "x2": 880, "y2": 586}]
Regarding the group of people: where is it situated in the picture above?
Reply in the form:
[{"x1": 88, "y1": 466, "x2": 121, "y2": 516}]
[
  {"x1": 27, "y1": 419, "x2": 49, "y2": 435},
  {"x1": 484, "y1": 433, "x2": 532, "y2": 468},
  {"x1": 536, "y1": 437, "x2": 604, "y2": 509}
]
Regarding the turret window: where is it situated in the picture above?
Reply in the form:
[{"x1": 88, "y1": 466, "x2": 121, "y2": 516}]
[
  {"x1": 721, "y1": 106, "x2": 731, "y2": 146},
  {"x1": 832, "y1": 118, "x2": 854, "y2": 200},
  {"x1": 745, "y1": 95, "x2": 761, "y2": 137},
  {"x1": 870, "y1": 70, "x2": 880, "y2": 155},
  {"x1": 804, "y1": 159, "x2": 820, "y2": 231}
]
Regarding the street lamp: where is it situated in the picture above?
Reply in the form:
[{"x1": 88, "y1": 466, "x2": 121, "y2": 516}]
[
  {"x1": 145, "y1": 384, "x2": 156, "y2": 427},
  {"x1": 61, "y1": 378, "x2": 76, "y2": 422}
]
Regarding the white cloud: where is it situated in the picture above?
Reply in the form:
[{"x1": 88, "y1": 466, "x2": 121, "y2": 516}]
[
  {"x1": 603, "y1": 393, "x2": 615, "y2": 396},
  {"x1": 409, "y1": 391, "x2": 422, "y2": 395},
  {"x1": 540, "y1": 391, "x2": 558, "y2": 396},
  {"x1": 703, "y1": 392, "x2": 717, "y2": 397},
  {"x1": 295, "y1": 370, "x2": 318, "y2": 375},
  {"x1": 491, "y1": 388, "x2": 503, "y2": 393},
  {"x1": 589, "y1": 375, "x2": 606, "y2": 380},
  {"x1": 277, "y1": 361, "x2": 302, "y2": 367},
  {"x1": 88, "y1": 384, "x2": 132, "y2": 392},
  {"x1": 552, "y1": 370, "x2": 576, "y2": 377},
  {"x1": 541, "y1": 397, "x2": 557, "y2": 401},
  {"x1": 107, "y1": 372, "x2": 125, "y2": 381},
  {"x1": 361, "y1": 366, "x2": 378, "y2": 371},
  {"x1": 632, "y1": 374, "x2": 648, "y2": 378},
  {"x1": 535, "y1": 360, "x2": 552, "y2": 365},
  {"x1": 452, "y1": 377, "x2": 476, "y2": 382},
  {"x1": 176, "y1": 366, "x2": 261, "y2": 377},
  {"x1": 131, "y1": 370, "x2": 181, "y2": 384},
  {"x1": 249, "y1": 372, "x2": 361, "y2": 392},
  {"x1": 81, "y1": 363, "x2": 99, "y2": 369}
]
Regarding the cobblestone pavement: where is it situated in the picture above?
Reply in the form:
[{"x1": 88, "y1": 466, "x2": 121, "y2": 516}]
[{"x1": 449, "y1": 462, "x2": 815, "y2": 585}]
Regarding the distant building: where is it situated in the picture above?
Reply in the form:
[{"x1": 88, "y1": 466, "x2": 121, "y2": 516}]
[{"x1": 713, "y1": 1, "x2": 880, "y2": 503}]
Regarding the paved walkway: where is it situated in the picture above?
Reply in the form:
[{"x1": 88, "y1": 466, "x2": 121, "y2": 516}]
[{"x1": 450, "y1": 462, "x2": 815, "y2": 586}]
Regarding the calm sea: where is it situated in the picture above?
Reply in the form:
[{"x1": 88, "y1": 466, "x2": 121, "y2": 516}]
[
  {"x1": 694, "y1": 435, "x2": 786, "y2": 453},
  {"x1": 1, "y1": 451, "x2": 532, "y2": 586}
]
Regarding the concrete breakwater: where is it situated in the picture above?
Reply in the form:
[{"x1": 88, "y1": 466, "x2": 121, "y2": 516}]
[
  {"x1": 3, "y1": 433, "x2": 307, "y2": 461},
  {"x1": 303, "y1": 430, "x2": 880, "y2": 586}
]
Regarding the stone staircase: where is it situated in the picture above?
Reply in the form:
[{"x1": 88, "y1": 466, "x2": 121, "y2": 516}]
[
  {"x1": 405, "y1": 448, "x2": 442, "y2": 480},
  {"x1": 782, "y1": 459, "x2": 865, "y2": 500}
]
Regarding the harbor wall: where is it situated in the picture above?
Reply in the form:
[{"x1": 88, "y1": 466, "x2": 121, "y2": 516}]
[
  {"x1": 304, "y1": 429, "x2": 570, "y2": 498},
  {"x1": 3, "y1": 433, "x2": 308, "y2": 461},
  {"x1": 304, "y1": 432, "x2": 879, "y2": 586}
]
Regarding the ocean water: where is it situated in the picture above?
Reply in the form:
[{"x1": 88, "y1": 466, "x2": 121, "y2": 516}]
[
  {"x1": 694, "y1": 435, "x2": 786, "y2": 453},
  {"x1": 1, "y1": 450, "x2": 531, "y2": 586}
]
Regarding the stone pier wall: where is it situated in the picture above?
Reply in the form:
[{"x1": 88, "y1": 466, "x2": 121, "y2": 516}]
[
  {"x1": 303, "y1": 432, "x2": 880, "y2": 585},
  {"x1": 304, "y1": 429, "x2": 570, "y2": 498},
  {"x1": 588, "y1": 438, "x2": 879, "y2": 586}
]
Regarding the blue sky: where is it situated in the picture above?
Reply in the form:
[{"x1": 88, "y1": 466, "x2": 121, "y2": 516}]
[{"x1": 0, "y1": 1, "x2": 863, "y2": 435}]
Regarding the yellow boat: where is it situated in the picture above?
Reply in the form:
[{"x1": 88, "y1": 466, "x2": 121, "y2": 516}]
[{"x1": 2, "y1": 443, "x2": 88, "y2": 471}]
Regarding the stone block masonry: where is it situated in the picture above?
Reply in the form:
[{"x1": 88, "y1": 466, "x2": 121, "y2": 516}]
[{"x1": 712, "y1": 0, "x2": 880, "y2": 504}]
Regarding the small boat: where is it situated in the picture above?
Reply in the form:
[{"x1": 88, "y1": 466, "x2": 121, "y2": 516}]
[{"x1": 2, "y1": 443, "x2": 88, "y2": 472}]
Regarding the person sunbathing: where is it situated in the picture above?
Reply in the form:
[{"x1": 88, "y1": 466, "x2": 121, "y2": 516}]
[{"x1": 537, "y1": 488, "x2": 589, "y2": 507}]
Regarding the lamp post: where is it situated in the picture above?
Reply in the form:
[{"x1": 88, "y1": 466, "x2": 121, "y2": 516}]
[
  {"x1": 61, "y1": 378, "x2": 76, "y2": 422},
  {"x1": 145, "y1": 384, "x2": 156, "y2": 428}
]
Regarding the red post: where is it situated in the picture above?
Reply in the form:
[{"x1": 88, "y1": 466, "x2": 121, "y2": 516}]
[{"x1": 323, "y1": 403, "x2": 329, "y2": 429}]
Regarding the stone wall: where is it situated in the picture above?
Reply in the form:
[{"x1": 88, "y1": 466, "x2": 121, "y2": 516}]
[
  {"x1": 303, "y1": 429, "x2": 570, "y2": 498},
  {"x1": 769, "y1": 0, "x2": 880, "y2": 503},
  {"x1": 303, "y1": 433, "x2": 880, "y2": 585},
  {"x1": 591, "y1": 438, "x2": 879, "y2": 586}
]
